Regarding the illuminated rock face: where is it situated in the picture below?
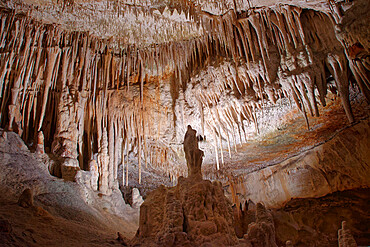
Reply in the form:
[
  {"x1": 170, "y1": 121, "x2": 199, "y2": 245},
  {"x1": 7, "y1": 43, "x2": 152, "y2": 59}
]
[
  {"x1": 0, "y1": 0, "x2": 368, "y2": 193},
  {"x1": 229, "y1": 118, "x2": 370, "y2": 208},
  {"x1": 0, "y1": 0, "x2": 368, "y2": 246}
]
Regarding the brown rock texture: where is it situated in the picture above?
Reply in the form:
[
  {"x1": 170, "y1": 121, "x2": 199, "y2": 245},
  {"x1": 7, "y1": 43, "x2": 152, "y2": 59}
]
[
  {"x1": 17, "y1": 188, "x2": 33, "y2": 208},
  {"x1": 132, "y1": 177, "x2": 238, "y2": 247},
  {"x1": 272, "y1": 188, "x2": 370, "y2": 246},
  {"x1": 338, "y1": 221, "x2": 357, "y2": 247},
  {"x1": 243, "y1": 203, "x2": 278, "y2": 247}
]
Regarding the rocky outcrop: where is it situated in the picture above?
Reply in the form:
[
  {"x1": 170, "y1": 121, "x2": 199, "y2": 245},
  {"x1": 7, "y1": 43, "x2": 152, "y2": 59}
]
[
  {"x1": 17, "y1": 188, "x2": 34, "y2": 208},
  {"x1": 272, "y1": 188, "x2": 369, "y2": 246},
  {"x1": 338, "y1": 221, "x2": 357, "y2": 247},
  {"x1": 0, "y1": 129, "x2": 139, "y2": 239},
  {"x1": 132, "y1": 188, "x2": 144, "y2": 209},
  {"x1": 131, "y1": 126, "x2": 238, "y2": 246},
  {"x1": 231, "y1": 118, "x2": 370, "y2": 208},
  {"x1": 244, "y1": 203, "x2": 277, "y2": 247},
  {"x1": 133, "y1": 178, "x2": 238, "y2": 247}
]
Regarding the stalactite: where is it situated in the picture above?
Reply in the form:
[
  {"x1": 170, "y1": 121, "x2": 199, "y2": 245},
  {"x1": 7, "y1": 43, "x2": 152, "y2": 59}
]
[
  {"x1": 290, "y1": 76, "x2": 310, "y2": 129},
  {"x1": 295, "y1": 75, "x2": 314, "y2": 117},
  {"x1": 212, "y1": 126, "x2": 220, "y2": 170},
  {"x1": 0, "y1": 3, "x2": 366, "y2": 183},
  {"x1": 327, "y1": 53, "x2": 354, "y2": 123},
  {"x1": 37, "y1": 46, "x2": 61, "y2": 131},
  {"x1": 226, "y1": 130, "x2": 232, "y2": 158}
]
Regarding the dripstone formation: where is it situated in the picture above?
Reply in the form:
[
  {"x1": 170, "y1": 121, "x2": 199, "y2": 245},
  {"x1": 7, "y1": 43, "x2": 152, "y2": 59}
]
[
  {"x1": 183, "y1": 125, "x2": 204, "y2": 179},
  {"x1": 131, "y1": 125, "x2": 238, "y2": 246}
]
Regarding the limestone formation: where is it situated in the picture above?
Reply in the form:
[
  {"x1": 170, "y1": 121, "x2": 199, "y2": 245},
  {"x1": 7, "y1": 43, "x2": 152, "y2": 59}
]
[
  {"x1": 61, "y1": 158, "x2": 80, "y2": 182},
  {"x1": 89, "y1": 160, "x2": 99, "y2": 191},
  {"x1": 132, "y1": 177, "x2": 238, "y2": 247},
  {"x1": 132, "y1": 188, "x2": 144, "y2": 209},
  {"x1": 7, "y1": 104, "x2": 23, "y2": 136},
  {"x1": 0, "y1": 0, "x2": 367, "y2": 191},
  {"x1": 184, "y1": 125, "x2": 204, "y2": 179},
  {"x1": 244, "y1": 203, "x2": 278, "y2": 247},
  {"x1": 0, "y1": 0, "x2": 368, "y2": 246},
  {"x1": 338, "y1": 221, "x2": 357, "y2": 247},
  {"x1": 233, "y1": 200, "x2": 256, "y2": 238},
  {"x1": 35, "y1": 131, "x2": 45, "y2": 154},
  {"x1": 131, "y1": 125, "x2": 237, "y2": 246},
  {"x1": 0, "y1": 130, "x2": 6, "y2": 143},
  {"x1": 98, "y1": 128, "x2": 110, "y2": 194},
  {"x1": 18, "y1": 188, "x2": 33, "y2": 208}
]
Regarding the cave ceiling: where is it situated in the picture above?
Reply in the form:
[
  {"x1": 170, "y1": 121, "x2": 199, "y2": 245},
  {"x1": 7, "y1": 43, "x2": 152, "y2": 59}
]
[
  {"x1": 5, "y1": 0, "x2": 345, "y2": 47},
  {"x1": 0, "y1": 0, "x2": 369, "y2": 191}
]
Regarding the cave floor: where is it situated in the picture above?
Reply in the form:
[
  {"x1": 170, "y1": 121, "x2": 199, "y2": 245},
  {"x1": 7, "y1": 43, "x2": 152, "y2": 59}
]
[
  {"x1": 0, "y1": 189, "x2": 128, "y2": 247},
  {"x1": 0, "y1": 131, "x2": 137, "y2": 247}
]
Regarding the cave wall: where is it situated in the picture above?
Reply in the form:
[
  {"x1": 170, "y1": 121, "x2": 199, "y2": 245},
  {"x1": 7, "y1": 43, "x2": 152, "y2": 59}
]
[{"x1": 229, "y1": 118, "x2": 370, "y2": 208}]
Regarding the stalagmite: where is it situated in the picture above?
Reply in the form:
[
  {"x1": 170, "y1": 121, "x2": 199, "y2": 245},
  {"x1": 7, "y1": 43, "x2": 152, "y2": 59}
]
[
  {"x1": 138, "y1": 125, "x2": 142, "y2": 185},
  {"x1": 89, "y1": 160, "x2": 99, "y2": 191},
  {"x1": 35, "y1": 131, "x2": 45, "y2": 154},
  {"x1": 99, "y1": 128, "x2": 110, "y2": 194},
  {"x1": 125, "y1": 140, "x2": 129, "y2": 187},
  {"x1": 121, "y1": 137, "x2": 126, "y2": 187},
  {"x1": 338, "y1": 221, "x2": 357, "y2": 247},
  {"x1": 212, "y1": 126, "x2": 220, "y2": 170},
  {"x1": 183, "y1": 125, "x2": 203, "y2": 179},
  {"x1": 108, "y1": 120, "x2": 115, "y2": 188}
]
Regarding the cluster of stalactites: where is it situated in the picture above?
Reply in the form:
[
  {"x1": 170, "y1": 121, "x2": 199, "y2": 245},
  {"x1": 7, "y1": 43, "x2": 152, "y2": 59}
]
[
  {"x1": 0, "y1": 1, "x2": 368, "y2": 183},
  {"x1": 0, "y1": 9, "x2": 189, "y2": 192},
  {"x1": 9, "y1": 0, "x2": 205, "y2": 48},
  {"x1": 179, "y1": 5, "x2": 367, "y2": 170},
  {"x1": 198, "y1": 6, "x2": 356, "y2": 117}
]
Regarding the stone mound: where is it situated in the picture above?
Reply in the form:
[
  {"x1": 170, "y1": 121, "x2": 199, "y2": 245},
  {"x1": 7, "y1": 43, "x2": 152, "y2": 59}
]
[{"x1": 131, "y1": 176, "x2": 238, "y2": 247}]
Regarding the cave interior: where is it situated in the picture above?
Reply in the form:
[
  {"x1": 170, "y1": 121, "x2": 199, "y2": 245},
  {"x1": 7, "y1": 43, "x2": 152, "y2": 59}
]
[{"x1": 0, "y1": 0, "x2": 369, "y2": 246}]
